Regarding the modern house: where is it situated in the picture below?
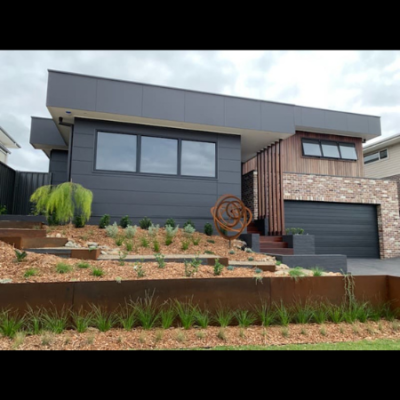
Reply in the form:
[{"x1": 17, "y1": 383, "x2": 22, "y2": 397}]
[
  {"x1": 363, "y1": 133, "x2": 400, "y2": 212},
  {"x1": 0, "y1": 126, "x2": 20, "y2": 165},
  {"x1": 29, "y1": 70, "x2": 400, "y2": 259}
]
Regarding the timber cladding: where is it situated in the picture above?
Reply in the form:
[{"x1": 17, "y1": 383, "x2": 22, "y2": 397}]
[{"x1": 281, "y1": 131, "x2": 365, "y2": 177}]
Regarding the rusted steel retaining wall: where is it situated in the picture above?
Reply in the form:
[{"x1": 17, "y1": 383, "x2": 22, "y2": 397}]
[{"x1": 0, "y1": 275, "x2": 398, "y2": 315}]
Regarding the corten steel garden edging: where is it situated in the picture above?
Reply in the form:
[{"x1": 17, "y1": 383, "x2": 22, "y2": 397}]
[{"x1": 0, "y1": 275, "x2": 398, "y2": 315}]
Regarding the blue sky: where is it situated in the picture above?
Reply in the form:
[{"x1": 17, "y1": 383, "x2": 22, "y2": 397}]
[{"x1": 1, "y1": 50, "x2": 399, "y2": 171}]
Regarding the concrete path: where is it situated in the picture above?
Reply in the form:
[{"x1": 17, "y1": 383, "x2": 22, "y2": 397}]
[{"x1": 348, "y1": 257, "x2": 400, "y2": 276}]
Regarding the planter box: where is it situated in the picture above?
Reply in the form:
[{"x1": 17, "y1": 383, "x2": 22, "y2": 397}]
[
  {"x1": 239, "y1": 233, "x2": 260, "y2": 253},
  {"x1": 70, "y1": 248, "x2": 101, "y2": 260},
  {"x1": 282, "y1": 234, "x2": 315, "y2": 255}
]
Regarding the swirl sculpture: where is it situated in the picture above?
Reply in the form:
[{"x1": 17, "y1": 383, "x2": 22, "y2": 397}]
[{"x1": 211, "y1": 194, "x2": 253, "y2": 245}]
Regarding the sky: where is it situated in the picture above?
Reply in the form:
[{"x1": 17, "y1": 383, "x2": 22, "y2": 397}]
[{"x1": 1, "y1": 50, "x2": 400, "y2": 172}]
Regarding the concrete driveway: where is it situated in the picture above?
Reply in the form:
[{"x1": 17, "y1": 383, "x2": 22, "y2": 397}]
[{"x1": 348, "y1": 258, "x2": 400, "y2": 276}]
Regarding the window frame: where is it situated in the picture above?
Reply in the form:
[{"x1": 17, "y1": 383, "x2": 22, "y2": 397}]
[
  {"x1": 301, "y1": 138, "x2": 358, "y2": 161},
  {"x1": 364, "y1": 148, "x2": 389, "y2": 165},
  {"x1": 93, "y1": 130, "x2": 218, "y2": 180}
]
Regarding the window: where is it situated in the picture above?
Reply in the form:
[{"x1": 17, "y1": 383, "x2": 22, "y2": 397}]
[
  {"x1": 140, "y1": 136, "x2": 178, "y2": 175},
  {"x1": 181, "y1": 140, "x2": 216, "y2": 177},
  {"x1": 364, "y1": 149, "x2": 388, "y2": 164},
  {"x1": 301, "y1": 138, "x2": 358, "y2": 160},
  {"x1": 302, "y1": 139, "x2": 322, "y2": 157},
  {"x1": 321, "y1": 141, "x2": 340, "y2": 158},
  {"x1": 95, "y1": 131, "x2": 217, "y2": 178},
  {"x1": 339, "y1": 143, "x2": 358, "y2": 160},
  {"x1": 96, "y1": 132, "x2": 137, "y2": 172}
]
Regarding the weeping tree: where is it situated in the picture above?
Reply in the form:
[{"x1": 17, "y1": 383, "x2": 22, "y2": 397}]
[{"x1": 30, "y1": 182, "x2": 93, "y2": 226}]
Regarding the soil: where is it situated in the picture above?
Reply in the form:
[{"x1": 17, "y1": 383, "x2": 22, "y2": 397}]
[{"x1": 1, "y1": 321, "x2": 399, "y2": 350}]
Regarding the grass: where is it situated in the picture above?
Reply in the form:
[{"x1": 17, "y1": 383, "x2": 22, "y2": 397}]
[
  {"x1": 275, "y1": 302, "x2": 291, "y2": 326},
  {"x1": 14, "y1": 249, "x2": 27, "y2": 262},
  {"x1": 257, "y1": 304, "x2": 276, "y2": 327},
  {"x1": 154, "y1": 253, "x2": 166, "y2": 269},
  {"x1": 293, "y1": 303, "x2": 313, "y2": 324},
  {"x1": 281, "y1": 327, "x2": 289, "y2": 337},
  {"x1": 154, "y1": 330, "x2": 163, "y2": 343},
  {"x1": 56, "y1": 262, "x2": 72, "y2": 274},
  {"x1": 153, "y1": 241, "x2": 160, "y2": 253},
  {"x1": 12, "y1": 332, "x2": 25, "y2": 349},
  {"x1": 217, "y1": 328, "x2": 226, "y2": 341},
  {"x1": 90, "y1": 305, "x2": 117, "y2": 332},
  {"x1": 181, "y1": 241, "x2": 190, "y2": 251},
  {"x1": 77, "y1": 261, "x2": 90, "y2": 269},
  {"x1": 288, "y1": 267, "x2": 306, "y2": 279},
  {"x1": 204, "y1": 250, "x2": 214, "y2": 255},
  {"x1": 125, "y1": 240, "x2": 133, "y2": 252},
  {"x1": 311, "y1": 267, "x2": 324, "y2": 277},
  {"x1": 196, "y1": 330, "x2": 205, "y2": 339},
  {"x1": 176, "y1": 331, "x2": 185, "y2": 343},
  {"x1": 165, "y1": 238, "x2": 173, "y2": 246},
  {"x1": 213, "y1": 260, "x2": 224, "y2": 276},
  {"x1": 320, "y1": 326, "x2": 327, "y2": 336},
  {"x1": 235, "y1": 310, "x2": 256, "y2": 328},
  {"x1": 115, "y1": 236, "x2": 124, "y2": 246},
  {"x1": 192, "y1": 237, "x2": 200, "y2": 246},
  {"x1": 134, "y1": 296, "x2": 159, "y2": 330},
  {"x1": 206, "y1": 239, "x2": 215, "y2": 244},
  {"x1": 215, "y1": 307, "x2": 234, "y2": 327},
  {"x1": 91, "y1": 268, "x2": 104, "y2": 277},
  {"x1": 72, "y1": 309, "x2": 93, "y2": 333},
  {"x1": 195, "y1": 339, "x2": 400, "y2": 351},
  {"x1": 0, "y1": 310, "x2": 25, "y2": 338},
  {"x1": 175, "y1": 301, "x2": 197, "y2": 330},
  {"x1": 140, "y1": 237, "x2": 149, "y2": 248},
  {"x1": 40, "y1": 308, "x2": 69, "y2": 334},
  {"x1": 195, "y1": 309, "x2": 211, "y2": 329},
  {"x1": 23, "y1": 268, "x2": 38, "y2": 278},
  {"x1": 118, "y1": 304, "x2": 136, "y2": 331},
  {"x1": 159, "y1": 306, "x2": 176, "y2": 329}
]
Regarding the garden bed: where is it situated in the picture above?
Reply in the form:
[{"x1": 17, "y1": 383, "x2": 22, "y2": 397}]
[{"x1": 1, "y1": 321, "x2": 399, "y2": 350}]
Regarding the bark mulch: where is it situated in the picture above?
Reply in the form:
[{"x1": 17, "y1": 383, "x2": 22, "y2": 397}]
[{"x1": 1, "y1": 321, "x2": 399, "y2": 350}]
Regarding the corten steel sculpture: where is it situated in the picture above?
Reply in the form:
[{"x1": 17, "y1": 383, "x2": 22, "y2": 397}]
[{"x1": 211, "y1": 194, "x2": 252, "y2": 247}]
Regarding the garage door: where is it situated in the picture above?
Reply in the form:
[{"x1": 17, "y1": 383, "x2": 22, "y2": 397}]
[{"x1": 284, "y1": 201, "x2": 379, "y2": 258}]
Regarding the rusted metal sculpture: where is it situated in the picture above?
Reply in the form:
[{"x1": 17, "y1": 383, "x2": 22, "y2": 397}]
[{"x1": 211, "y1": 194, "x2": 252, "y2": 246}]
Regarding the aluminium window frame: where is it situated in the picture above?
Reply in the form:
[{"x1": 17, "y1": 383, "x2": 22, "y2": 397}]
[
  {"x1": 364, "y1": 148, "x2": 389, "y2": 165},
  {"x1": 93, "y1": 130, "x2": 218, "y2": 179},
  {"x1": 301, "y1": 138, "x2": 358, "y2": 161}
]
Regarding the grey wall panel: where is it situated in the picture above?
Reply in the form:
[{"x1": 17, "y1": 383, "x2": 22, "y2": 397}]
[
  {"x1": 96, "y1": 79, "x2": 143, "y2": 116},
  {"x1": 225, "y1": 97, "x2": 261, "y2": 130},
  {"x1": 142, "y1": 86, "x2": 185, "y2": 121},
  {"x1": 324, "y1": 110, "x2": 347, "y2": 132},
  {"x1": 30, "y1": 117, "x2": 67, "y2": 148},
  {"x1": 368, "y1": 116, "x2": 381, "y2": 135},
  {"x1": 284, "y1": 200, "x2": 380, "y2": 258},
  {"x1": 346, "y1": 113, "x2": 370, "y2": 134},
  {"x1": 71, "y1": 119, "x2": 241, "y2": 227},
  {"x1": 184, "y1": 91, "x2": 225, "y2": 126},
  {"x1": 0, "y1": 161, "x2": 16, "y2": 213},
  {"x1": 299, "y1": 107, "x2": 326, "y2": 130},
  {"x1": 218, "y1": 133, "x2": 241, "y2": 148},
  {"x1": 47, "y1": 72, "x2": 96, "y2": 111},
  {"x1": 219, "y1": 146, "x2": 241, "y2": 160},
  {"x1": 261, "y1": 102, "x2": 295, "y2": 133},
  {"x1": 49, "y1": 150, "x2": 68, "y2": 185}
]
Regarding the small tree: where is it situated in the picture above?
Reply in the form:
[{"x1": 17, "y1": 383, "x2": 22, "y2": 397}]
[{"x1": 30, "y1": 182, "x2": 93, "y2": 226}]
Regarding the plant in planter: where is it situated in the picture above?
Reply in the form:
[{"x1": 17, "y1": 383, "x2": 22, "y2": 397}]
[
  {"x1": 285, "y1": 227, "x2": 305, "y2": 235},
  {"x1": 30, "y1": 182, "x2": 93, "y2": 228},
  {"x1": 0, "y1": 205, "x2": 7, "y2": 215}
]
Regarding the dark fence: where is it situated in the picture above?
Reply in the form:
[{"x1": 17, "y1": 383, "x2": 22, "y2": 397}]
[{"x1": 0, "y1": 161, "x2": 51, "y2": 215}]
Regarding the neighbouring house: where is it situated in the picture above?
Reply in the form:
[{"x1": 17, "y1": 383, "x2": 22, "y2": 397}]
[
  {"x1": 27, "y1": 70, "x2": 400, "y2": 259},
  {"x1": 363, "y1": 133, "x2": 400, "y2": 213},
  {"x1": 0, "y1": 125, "x2": 20, "y2": 165}
]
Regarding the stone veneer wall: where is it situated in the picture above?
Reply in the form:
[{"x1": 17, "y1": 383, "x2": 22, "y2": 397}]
[
  {"x1": 386, "y1": 174, "x2": 400, "y2": 212},
  {"x1": 283, "y1": 173, "x2": 400, "y2": 259},
  {"x1": 241, "y1": 171, "x2": 258, "y2": 220}
]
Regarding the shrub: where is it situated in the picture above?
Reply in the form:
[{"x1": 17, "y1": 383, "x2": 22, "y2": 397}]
[
  {"x1": 56, "y1": 262, "x2": 72, "y2": 274},
  {"x1": 139, "y1": 217, "x2": 152, "y2": 230},
  {"x1": 227, "y1": 265, "x2": 234, "y2": 271},
  {"x1": 183, "y1": 225, "x2": 196, "y2": 235},
  {"x1": 285, "y1": 227, "x2": 305, "y2": 235},
  {"x1": 125, "y1": 240, "x2": 133, "y2": 252},
  {"x1": 235, "y1": 310, "x2": 256, "y2": 328},
  {"x1": 120, "y1": 215, "x2": 132, "y2": 228},
  {"x1": 155, "y1": 253, "x2": 166, "y2": 269},
  {"x1": 204, "y1": 223, "x2": 213, "y2": 236},
  {"x1": 105, "y1": 222, "x2": 119, "y2": 238},
  {"x1": 214, "y1": 260, "x2": 224, "y2": 276},
  {"x1": 192, "y1": 236, "x2": 200, "y2": 245},
  {"x1": 73, "y1": 215, "x2": 85, "y2": 228},
  {"x1": 164, "y1": 218, "x2": 176, "y2": 229},
  {"x1": 14, "y1": 249, "x2": 27, "y2": 263},
  {"x1": 0, "y1": 205, "x2": 7, "y2": 215},
  {"x1": 118, "y1": 251, "x2": 128, "y2": 265},
  {"x1": 30, "y1": 182, "x2": 93, "y2": 226},
  {"x1": 183, "y1": 220, "x2": 195, "y2": 229},
  {"x1": 204, "y1": 250, "x2": 214, "y2": 255},
  {"x1": 254, "y1": 268, "x2": 262, "y2": 274},
  {"x1": 184, "y1": 257, "x2": 201, "y2": 277},
  {"x1": 148, "y1": 224, "x2": 160, "y2": 237},
  {"x1": 245, "y1": 248, "x2": 253, "y2": 253},
  {"x1": 276, "y1": 260, "x2": 282, "y2": 266},
  {"x1": 92, "y1": 268, "x2": 104, "y2": 277},
  {"x1": 288, "y1": 267, "x2": 306, "y2": 279},
  {"x1": 140, "y1": 237, "x2": 149, "y2": 248},
  {"x1": 248, "y1": 257, "x2": 254, "y2": 261},
  {"x1": 133, "y1": 262, "x2": 145, "y2": 278},
  {"x1": 165, "y1": 238, "x2": 172, "y2": 246},
  {"x1": 229, "y1": 250, "x2": 235, "y2": 255},
  {"x1": 23, "y1": 268, "x2": 38, "y2": 278},
  {"x1": 153, "y1": 240, "x2": 160, "y2": 252},
  {"x1": 207, "y1": 239, "x2": 215, "y2": 244},
  {"x1": 312, "y1": 267, "x2": 324, "y2": 277},
  {"x1": 115, "y1": 236, "x2": 124, "y2": 246},
  {"x1": 77, "y1": 261, "x2": 90, "y2": 269},
  {"x1": 181, "y1": 241, "x2": 190, "y2": 251},
  {"x1": 99, "y1": 214, "x2": 110, "y2": 229},
  {"x1": 165, "y1": 224, "x2": 179, "y2": 238},
  {"x1": 125, "y1": 225, "x2": 137, "y2": 239}
]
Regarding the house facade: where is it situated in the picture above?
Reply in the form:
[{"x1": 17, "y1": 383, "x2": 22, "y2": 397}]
[
  {"x1": 0, "y1": 126, "x2": 20, "y2": 165},
  {"x1": 363, "y1": 133, "x2": 400, "y2": 212},
  {"x1": 29, "y1": 70, "x2": 400, "y2": 259}
]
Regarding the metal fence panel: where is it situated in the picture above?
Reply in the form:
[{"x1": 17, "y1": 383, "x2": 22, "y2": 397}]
[{"x1": 0, "y1": 161, "x2": 16, "y2": 214}]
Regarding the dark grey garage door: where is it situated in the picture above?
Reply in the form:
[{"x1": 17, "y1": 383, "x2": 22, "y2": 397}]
[{"x1": 284, "y1": 201, "x2": 379, "y2": 258}]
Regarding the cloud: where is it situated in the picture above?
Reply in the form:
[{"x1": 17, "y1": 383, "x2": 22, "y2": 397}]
[{"x1": 1, "y1": 50, "x2": 400, "y2": 172}]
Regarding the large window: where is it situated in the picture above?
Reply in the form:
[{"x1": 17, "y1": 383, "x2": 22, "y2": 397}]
[
  {"x1": 364, "y1": 149, "x2": 388, "y2": 164},
  {"x1": 95, "y1": 131, "x2": 216, "y2": 178},
  {"x1": 302, "y1": 138, "x2": 358, "y2": 160},
  {"x1": 140, "y1": 136, "x2": 178, "y2": 175},
  {"x1": 181, "y1": 140, "x2": 216, "y2": 177},
  {"x1": 96, "y1": 132, "x2": 137, "y2": 172}
]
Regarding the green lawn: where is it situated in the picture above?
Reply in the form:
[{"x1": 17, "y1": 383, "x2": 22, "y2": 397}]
[{"x1": 189, "y1": 339, "x2": 400, "y2": 350}]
